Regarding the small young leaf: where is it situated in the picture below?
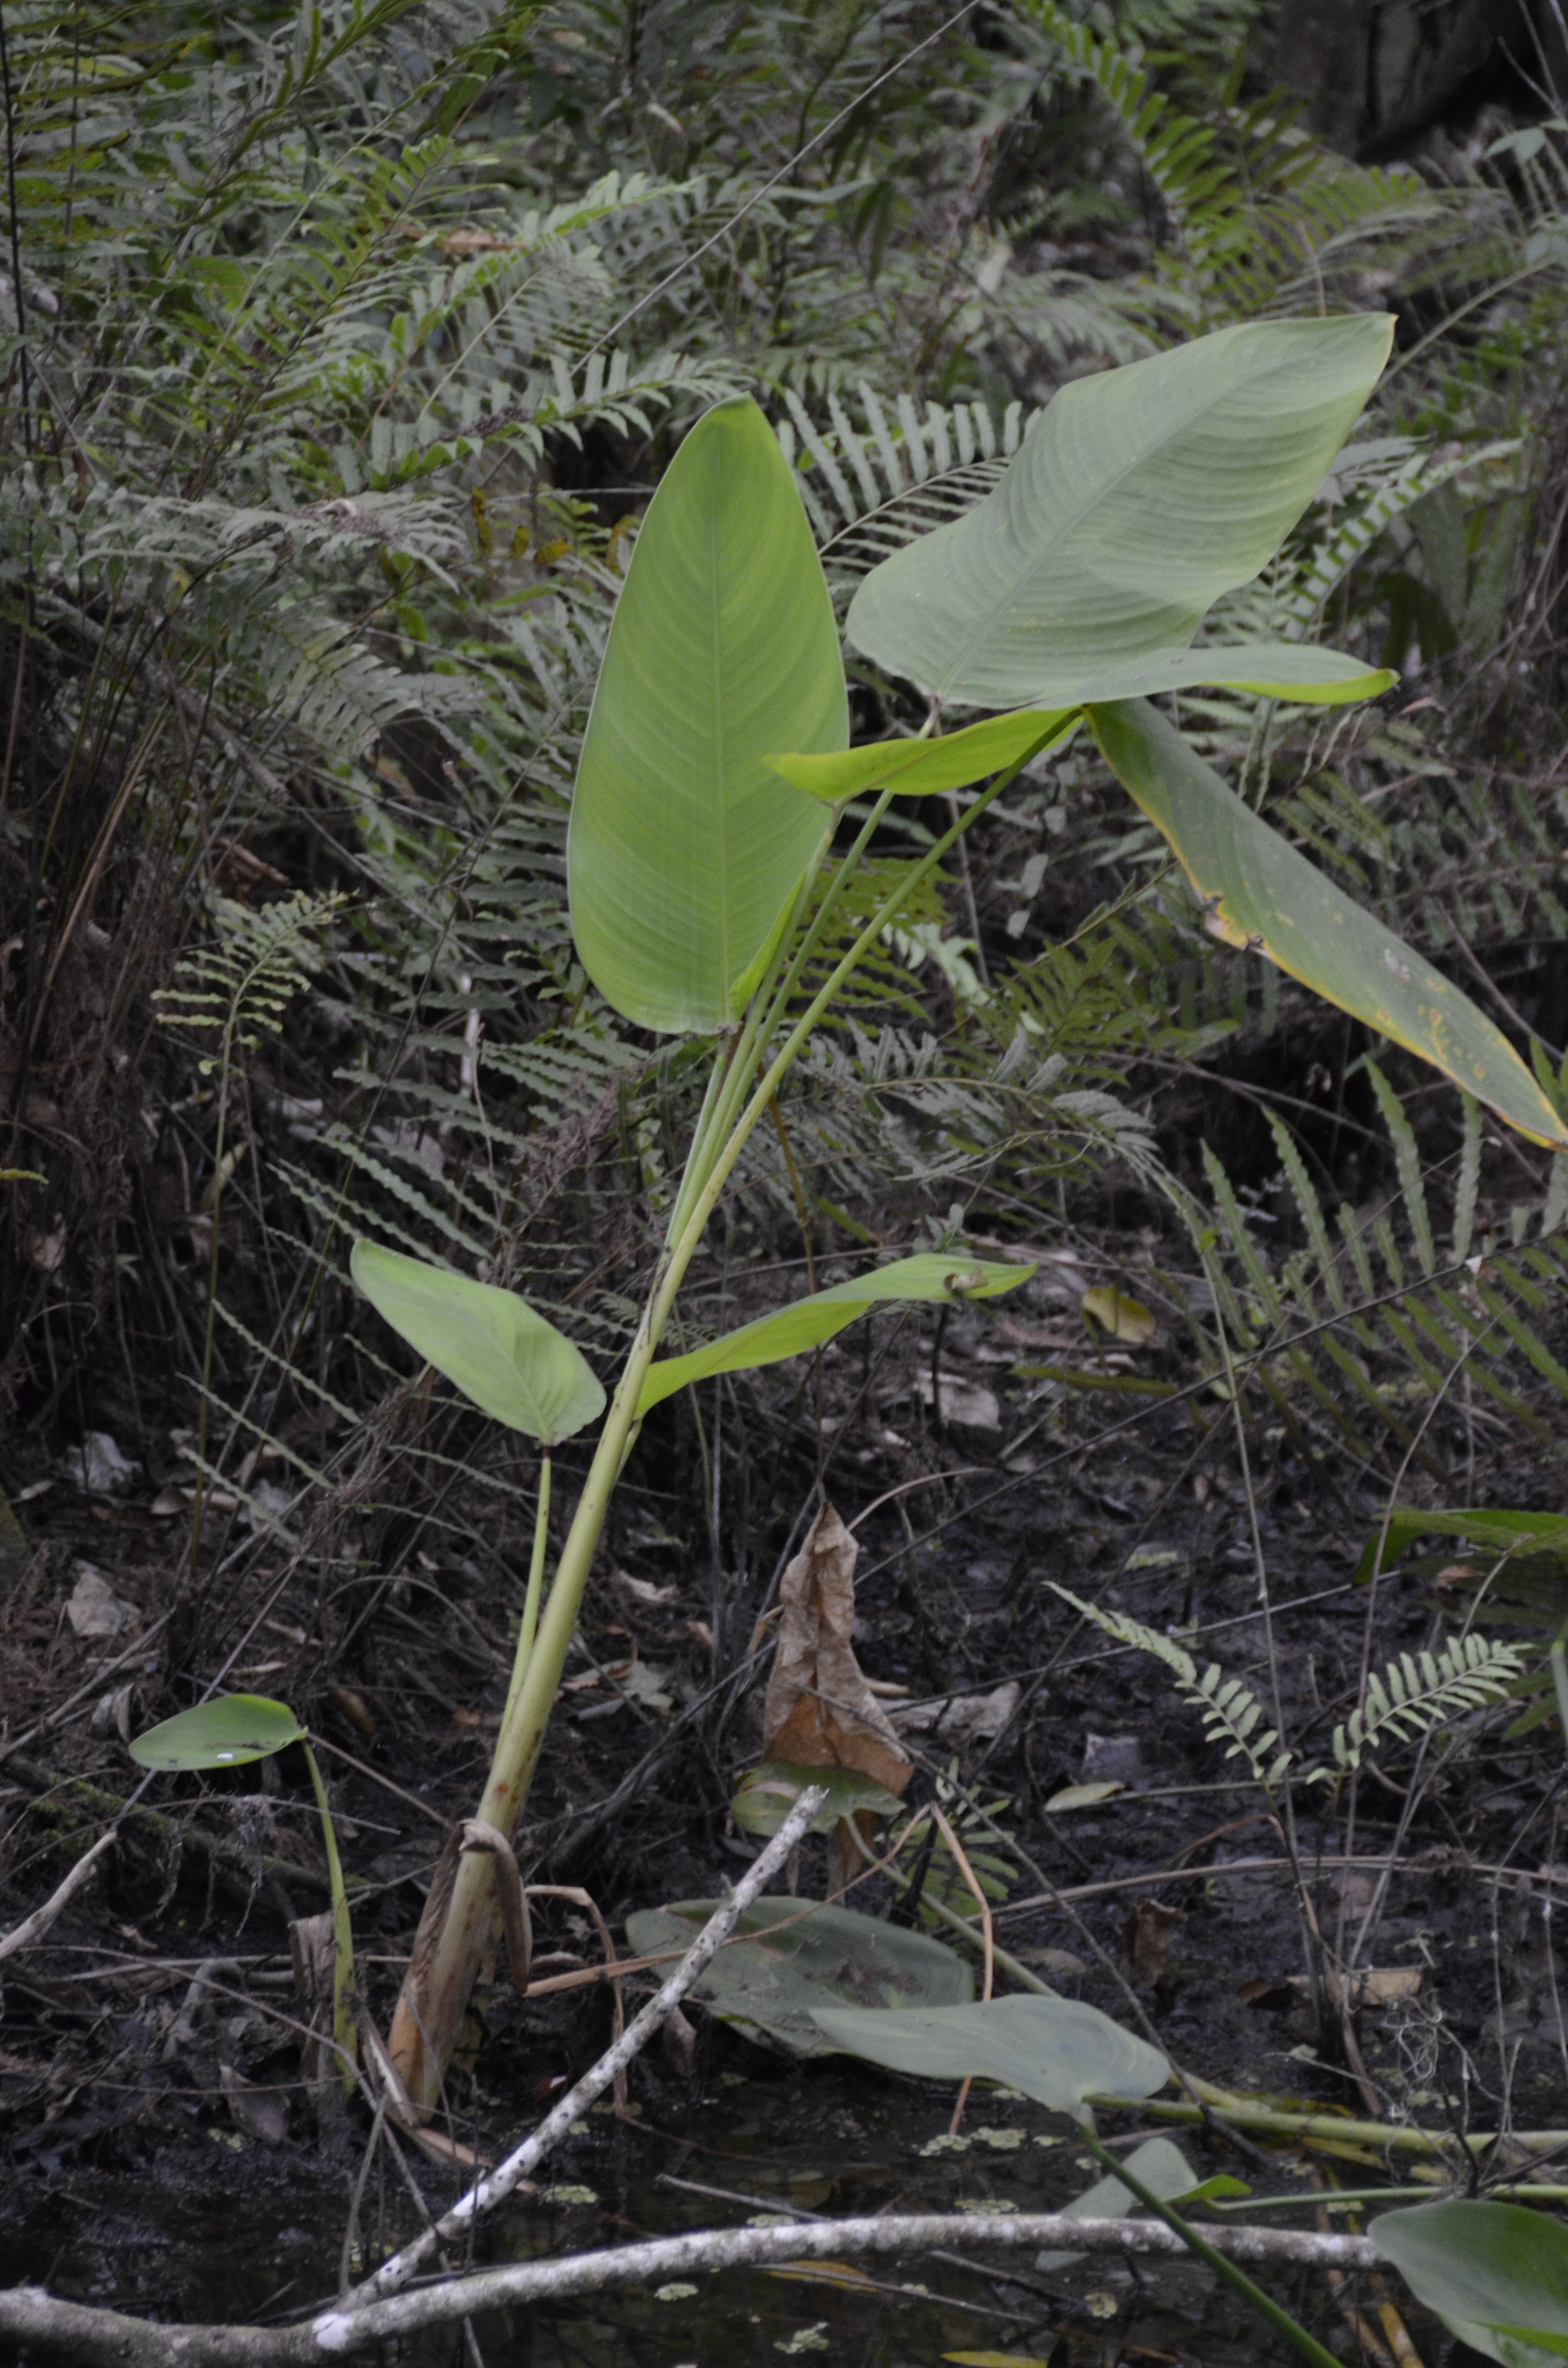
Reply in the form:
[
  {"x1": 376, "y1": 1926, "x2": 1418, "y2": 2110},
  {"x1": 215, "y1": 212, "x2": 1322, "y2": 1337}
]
[
  {"x1": 637, "y1": 1251, "x2": 1034, "y2": 1414},
  {"x1": 352, "y1": 1240, "x2": 605, "y2": 1444},
  {"x1": 130, "y1": 1693, "x2": 305, "y2": 1771},
  {"x1": 766, "y1": 709, "x2": 1077, "y2": 803}
]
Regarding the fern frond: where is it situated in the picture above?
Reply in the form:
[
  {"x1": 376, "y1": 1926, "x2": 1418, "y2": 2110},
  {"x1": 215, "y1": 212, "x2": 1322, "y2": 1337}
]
[
  {"x1": 1049, "y1": 1584, "x2": 1292, "y2": 1791},
  {"x1": 1309, "y1": 1636, "x2": 1524, "y2": 1782}
]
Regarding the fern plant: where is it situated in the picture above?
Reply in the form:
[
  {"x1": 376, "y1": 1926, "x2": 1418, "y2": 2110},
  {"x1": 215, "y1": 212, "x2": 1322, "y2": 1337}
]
[{"x1": 1052, "y1": 1583, "x2": 1521, "y2": 1797}]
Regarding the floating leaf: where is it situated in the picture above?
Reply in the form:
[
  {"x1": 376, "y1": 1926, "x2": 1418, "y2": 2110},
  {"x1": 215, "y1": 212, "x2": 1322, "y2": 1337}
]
[
  {"x1": 1081, "y1": 1285, "x2": 1157, "y2": 1345},
  {"x1": 1373, "y1": 2200, "x2": 1568, "y2": 2366},
  {"x1": 130, "y1": 1693, "x2": 305, "y2": 1771},
  {"x1": 766, "y1": 710, "x2": 1078, "y2": 803},
  {"x1": 1090, "y1": 697, "x2": 1568, "y2": 1153},
  {"x1": 846, "y1": 316, "x2": 1393, "y2": 707},
  {"x1": 351, "y1": 1240, "x2": 605, "y2": 1444},
  {"x1": 568, "y1": 395, "x2": 844, "y2": 1033},
  {"x1": 624, "y1": 1897, "x2": 972, "y2": 2057},
  {"x1": 811, "y1": 1994, "x2": 1168, "y2": 2122},
  {"x1": 734, "y1": 1761, "x2": 908, "y2": 1839},
  {"x1": 638, "y1": 1251, "x2": 1034, "y2": 1414}
]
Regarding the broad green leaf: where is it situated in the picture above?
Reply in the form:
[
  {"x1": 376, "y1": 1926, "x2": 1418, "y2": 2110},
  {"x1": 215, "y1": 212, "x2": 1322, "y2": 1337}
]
[
  {"x1": 1355, "y1": 1506, "x2": 1568, "y2": 1586},
  {"x1": 733, "y1": 1760, "x2": 907, "y2": 1838},
  {"x1": 351, "y1": 1240, "x2": 605, "y2": 1444},
  {"x1": 1090, "y1": 698, "x2": 1568, "y2": 1153},
  {"x1": 1374, "y1": 2201, "x2": 1568, "y2": 2366},
  {"x1": 131, "y1": 1693, "x2": 305, "y2": 1771},
  {"x1": 637, "y1": 1250, "x2": 1036, "y2": 1414},
  {"x1": 766, "y1": 710, "x2": 1078, "y2": 803},
  {"x1": 568, "y1": 395, "x2": 845, "y2": 1034},
  {"x1": 1038, "y1": 2136, "x2": 1198, "y2": 2269},
  {"x1": 811, "y1": 1993, "x2": 1169, "y2": 2122},
  {"x1": 846, "y1": 315, "x2": 1393, "y2": 707},
  {"x1": 625, "y1": 1897, "x2": 971, "y2": 2057}
]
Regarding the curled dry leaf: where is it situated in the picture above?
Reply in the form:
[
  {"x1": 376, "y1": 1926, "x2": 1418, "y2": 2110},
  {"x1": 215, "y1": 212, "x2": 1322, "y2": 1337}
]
[
  {"x1": 1080, "y1": 1286, "x2": 1158, "y2": 1346},
  {"x1": 762, "y1": 1504, "x2": 914, "y2": 1800}
]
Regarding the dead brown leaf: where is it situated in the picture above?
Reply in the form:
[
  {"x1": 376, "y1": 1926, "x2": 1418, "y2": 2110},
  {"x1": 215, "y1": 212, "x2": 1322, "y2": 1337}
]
[
  {"x1": 1121, "y1": 1896, "x2": 1182, "y2": 1987},
  {"x1": 762, "y1": 1503, "x2": 913, "y2": 1798}
]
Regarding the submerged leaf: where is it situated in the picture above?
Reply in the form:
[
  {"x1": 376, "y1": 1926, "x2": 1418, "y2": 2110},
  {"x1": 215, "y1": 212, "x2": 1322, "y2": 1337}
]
[
  {"x1": 1037, "y1": 2136, "x2": 1199, "y2": 2270},
  {"x1": 624, "y1": 1897, "x2": 971, "y2": 2056},
  {"x1": 812, "y1": 1993, "x2": 1168, "y2": 2121}
]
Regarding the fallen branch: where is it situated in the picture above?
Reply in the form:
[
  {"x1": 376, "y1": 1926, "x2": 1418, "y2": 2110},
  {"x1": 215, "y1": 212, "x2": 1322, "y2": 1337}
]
[{"x1": 0, "y1": 2211, "x2": 1386, "y2": 2366}]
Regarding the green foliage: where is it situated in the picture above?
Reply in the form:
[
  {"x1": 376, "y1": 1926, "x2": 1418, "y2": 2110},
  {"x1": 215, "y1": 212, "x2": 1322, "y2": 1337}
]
[
  {"x1": 1373, "y1": 2200, "x2": 1568, "y2": 2367},
  {"x1": 350, "y1": 1239, "x2": 605, "y2": 1443},
  {"x1": 637, "y1": 1249, "x2": 1036, "y2": 1413},
  {"x1": 1050, "y1": 1583, "x2": 1292, "y2": 1793},
  {"x1": 154, "y1": 894, "x2": 345, "y2": 1075},
  {"x1": 130, "y1": 1694, "x2": 306, "y2": 1771},
  {"x1": 1311, "y1": 1636, "x2": 1524, "y2": 1786}
]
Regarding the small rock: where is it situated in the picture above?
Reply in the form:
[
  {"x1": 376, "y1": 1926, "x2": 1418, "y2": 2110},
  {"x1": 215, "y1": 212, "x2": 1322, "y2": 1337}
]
[
  {"x1": 67, "y1": 1566, "x2": 137, "y2": 1639},
  {"x1": 66, "y1": 1432, "x2": 140, "y2": 1495}
]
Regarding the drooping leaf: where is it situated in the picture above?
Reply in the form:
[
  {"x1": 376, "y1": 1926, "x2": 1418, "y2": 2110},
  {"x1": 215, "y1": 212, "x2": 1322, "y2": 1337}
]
[
  {"x1": 1089, "y1": 698, "x2": 1568, "y2": 1152},
  {"x1": 568, "y1": 395, "x2": 845, "y2": 1034},
  {"x1": 846, "y1": 315, "x2": 1394, "y2": 708},
  {"x1": 624, "y1": 1897, "x2": 972, "y2": 2057},
  {"x1": 766, "y1": 711, "x2": 1078, "y2": 803},
  {"x1": 351, "y1": 1240, "x2": 605, "y2": 1444},
  {"x1": 1354, "y1": 1505, "x2": 1568, "y2": 1586},
  {"x1": 1037, "y1": 2136, "x2": 1200, "y2": 2270},
  {"x1": 760, "y1": 1504, "x2": 913, "y2": 1797},
  {"x1": 1373, "y1": 2200, "x2": 1568, "y2": 2366},
  {"x1": 130, "y1": 1693, "x2": 305, "y2": 1771},
  {"x1": 734, "y1": 1760, "x2": 908, "y2": 1838},
  {"x1": 637, "y1": 1250, "x2": 1035, "y2": 1414},
  {"x1": 811, "y1": 1993, "x2": 1169, "y2": 2122}
]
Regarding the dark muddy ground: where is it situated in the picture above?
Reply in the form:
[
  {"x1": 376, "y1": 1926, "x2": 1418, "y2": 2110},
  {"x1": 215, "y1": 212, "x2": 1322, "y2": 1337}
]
[{"x1": 4, "y1": 1204, "x2": 1568, "y2": 2366}]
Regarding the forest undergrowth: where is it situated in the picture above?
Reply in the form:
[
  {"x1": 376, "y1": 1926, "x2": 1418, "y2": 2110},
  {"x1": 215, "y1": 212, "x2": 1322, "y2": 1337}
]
[{"x1": 6, "y1": 1, "x2": 1568, "y2": 2362}]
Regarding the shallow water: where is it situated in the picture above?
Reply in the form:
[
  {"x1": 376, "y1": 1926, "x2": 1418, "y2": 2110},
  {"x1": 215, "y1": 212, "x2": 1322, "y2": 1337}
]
[{"x1": 0, "y1": 2045, "x2": 1374, "y2": 2367}]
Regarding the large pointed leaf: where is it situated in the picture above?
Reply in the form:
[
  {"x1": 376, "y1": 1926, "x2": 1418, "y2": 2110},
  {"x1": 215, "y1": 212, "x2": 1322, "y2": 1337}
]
[
  {"x1": 568, "y1": 395, "x2": 845, "y2": 1034},
  {"x1": 811, "y1": 1994, "x2": 1169, "y2": 2121},
  {"x1": 351, "y1": 1240, "x2": 606, "y2": 1444},
  {"x1": 624, "y1": 1897, "x2": 971, "y2": 2057},
  {"x1": 1374, "y1": 2201, "x2": 1568, "y2": 2365},
  {"x1": 1090, "y1": 698, "x2": 1568, "y2": 1153},
  {"x1": 131, "y1": 1693, "x2": 305, "y2": 1771},
  {"x1": 846, "y1": 315, "x2": 1393, "y2": 707},
  {"x1": 637, "y1": 1250, "x2": 1035, "y2": 1414}
]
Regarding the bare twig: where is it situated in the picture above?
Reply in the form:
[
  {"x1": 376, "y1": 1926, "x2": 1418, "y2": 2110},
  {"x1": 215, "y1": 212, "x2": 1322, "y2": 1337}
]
[{"x1": 0, "y1": 1826, "x2": 116, "y2": 1963}]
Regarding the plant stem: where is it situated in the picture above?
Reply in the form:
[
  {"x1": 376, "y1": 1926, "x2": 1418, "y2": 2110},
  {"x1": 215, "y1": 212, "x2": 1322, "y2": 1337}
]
[
  {"x1": 501, "y1": 1454, "x2": 551, "y2": 1734},
  {"x1": 303, "y1": 1742, "x2": 357, "y2": 2094},
  {"x1": 1078, "y1": 2127, "x2": 1345, "y2": 2368}
]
